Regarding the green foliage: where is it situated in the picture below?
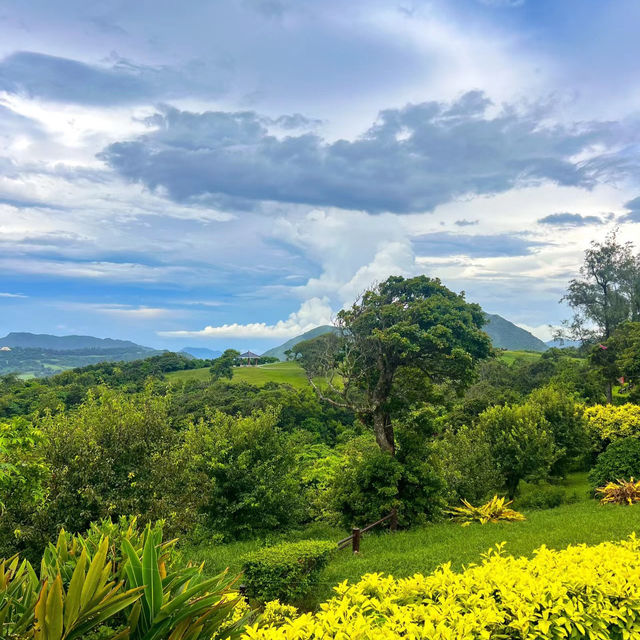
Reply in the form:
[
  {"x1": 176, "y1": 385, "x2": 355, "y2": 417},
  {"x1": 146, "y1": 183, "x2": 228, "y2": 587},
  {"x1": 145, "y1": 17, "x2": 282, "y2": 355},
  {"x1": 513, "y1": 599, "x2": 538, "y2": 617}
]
[
  {"x1": 242, "y1": 540, "x2": 334, "y2": 604},
  {"x1": 305, "y1": 274, "x2": 492, "y2": 454},
  {"x1": 527, "y1": 385, "x2": 588, "y2": 475},
  {"x1": 514, "y1": 482, "x2": 570, "y2": 510},
  {"x1": 432, "y1": 425, "x2": 502, "y2": 505},
  {"x1": 0, "y1": 520, "x2": 247, "y2": 640},
  {"x1": 478, "y1": 402, "x2": 557, "y2": 498},
  {"x1": 0, "y1": 417, "x2": 49, "y2": 559},
  {"x1": 329, "y1": 438, "x2": 403, "y2": 529},
  {"x1": 210, "y1": 349, "x2": 240, "y2": 381},
  {"x1": 34, "y1": 387, "x2": 180, "y2": 549},
  {"x1": 180, "y1": 409, "x2": 304, "y2": 539},
  {"x1": 589, "y1": 437, "x2": 640, "y2": 489}
]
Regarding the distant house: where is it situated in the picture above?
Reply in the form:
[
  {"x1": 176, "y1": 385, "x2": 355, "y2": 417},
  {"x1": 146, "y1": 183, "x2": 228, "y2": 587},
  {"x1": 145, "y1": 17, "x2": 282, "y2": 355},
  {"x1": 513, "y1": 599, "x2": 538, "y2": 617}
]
[
  {"x1": 0, "y1": 346, "x2": 11, "y2": 351},
  {"x1": 239, "y1": 350, "x2": 261, "y2": 366}
]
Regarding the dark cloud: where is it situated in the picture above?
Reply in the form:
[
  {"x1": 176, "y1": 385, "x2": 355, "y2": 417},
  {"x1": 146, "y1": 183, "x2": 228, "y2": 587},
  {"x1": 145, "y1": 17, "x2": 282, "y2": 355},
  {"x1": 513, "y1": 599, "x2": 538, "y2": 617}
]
[
  {"x1": 412, "y1": 231, "x2": 546, "y2": 257},
  {"x1": 455, "y1": 219, "x2": 479, "y2": 226},
  {"x1": 620, "y1": 196, "x2": 640, "y2": 223},
  {"x1": 537, "y1": 212, "x2": 606, "y2": 226},
  {"x1": 0, "y1": 51, "x2": 228, "y2": 105},
  {"x1": 100, "y1": 93, "x2": 637, "y2": 214}
]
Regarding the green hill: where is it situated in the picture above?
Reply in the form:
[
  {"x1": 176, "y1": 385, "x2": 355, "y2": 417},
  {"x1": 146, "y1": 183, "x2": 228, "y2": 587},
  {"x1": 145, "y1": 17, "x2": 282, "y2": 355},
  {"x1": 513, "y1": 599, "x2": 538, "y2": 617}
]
[
  {"x1": 483, "y1": 314, "x2": 547, "y2": 352},
  {"x1": 0, "y1": 332, "x2": 153, "y2": 351},
  {"x1": 262, "y1": 325, "x2": 339, "y2": 361}
]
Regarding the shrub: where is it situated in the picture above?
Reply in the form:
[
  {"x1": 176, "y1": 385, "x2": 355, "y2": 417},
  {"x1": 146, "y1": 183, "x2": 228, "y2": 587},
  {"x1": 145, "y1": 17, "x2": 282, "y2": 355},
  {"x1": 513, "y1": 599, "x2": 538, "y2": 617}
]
[
  {"x1": 597, "y1": 478, "x2": 640, "y2": 505},
  {"x1": 0, "y1": 520, "x2": 248, "y2": 640},
  {"x1": 585, "y1": 403, "x2": 640, "y2": 448},
  {"x1": 478, "y1": 403, "x2": 557, "y2": 498},
  {"x1": 432, "y1": 425, "x2": 502, "y2": 505},
  {"x1": 514, "y1": 482, "x2": 569, "y2": 510},
  {"x1": 242, "y1": 540, "x2": 334, "y2": 604},
  {"x1": 589, "y1": 437, "x2": 640, "y2": 489},
  {"x1": 527, "y1": 385, "x2": 588, "y2": 475},
  {"x1": 329, "y1": 438, "x2": 403, "y2": 528},
  {"x1": 36, "y1": 386, "x2": 180, "y2": 540},
  {"x1": 242, "y1": 536, "x2": 640, "y2": 640},
  {"x1": 447, "y1": 495, "x2": 525, "y2": 526},
  {"x1": 181, "y1": 408, "x2": 305, "y2": 540}
]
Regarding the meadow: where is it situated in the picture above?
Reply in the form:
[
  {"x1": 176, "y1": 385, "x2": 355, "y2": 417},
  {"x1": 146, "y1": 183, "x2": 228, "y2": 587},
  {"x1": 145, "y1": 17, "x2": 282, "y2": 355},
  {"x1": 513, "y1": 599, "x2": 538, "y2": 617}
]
[
  {"x1": 180, "y1": 473, "x2": 640, "y2": 608},
  {"x1": 166, "y1": 350, "x2": 543, "y2": 387}
]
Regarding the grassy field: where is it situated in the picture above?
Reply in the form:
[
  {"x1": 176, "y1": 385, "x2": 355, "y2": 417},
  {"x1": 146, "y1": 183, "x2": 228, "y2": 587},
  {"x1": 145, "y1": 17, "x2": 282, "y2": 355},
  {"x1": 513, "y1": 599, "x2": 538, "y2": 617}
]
[
  {"x1": 497, "y1": 350, "x2": 543, "y2": 365},
  {"x1": 167, "y1": 350, "x2": 546, "y2": 388},
  {"x1": 166, "y1": 361, "x2": 310, "y2": 388},
  {"x1": 182, "y1": 474, "x2": 640, "y2": 608}
]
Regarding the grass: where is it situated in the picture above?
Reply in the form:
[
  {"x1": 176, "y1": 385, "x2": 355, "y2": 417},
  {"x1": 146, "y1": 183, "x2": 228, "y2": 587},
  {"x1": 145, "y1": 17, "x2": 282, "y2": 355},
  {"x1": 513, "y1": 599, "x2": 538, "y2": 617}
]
[
  {"x1": 166, "y1": 361, "x2": 310, "y2": 388},
  {"x1": 169, "y1": 351, "x2": 545, "y2": 388},
  {"x1": 182, "y1": 473, "x2": 640, "y2": 608},
  {"x1": 498, "y1": 350, "x2": 544, "y2": 365}
]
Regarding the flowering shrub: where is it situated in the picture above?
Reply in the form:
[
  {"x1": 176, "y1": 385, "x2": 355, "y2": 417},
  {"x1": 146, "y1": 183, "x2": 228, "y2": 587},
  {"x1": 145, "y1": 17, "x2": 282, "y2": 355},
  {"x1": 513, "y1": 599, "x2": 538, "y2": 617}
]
[
  {"x1": 585, "y1": 403, "x2": 640, "y2": 445},
  {"x1": 597, "y1": 477, "x2": 640, "y2": 505},
  {"x1": 447, "y1": 495, "x2": 525, "y2": 526},
  {"x1": 242, "y1": 536, "x2": 640, "y2": 639}
]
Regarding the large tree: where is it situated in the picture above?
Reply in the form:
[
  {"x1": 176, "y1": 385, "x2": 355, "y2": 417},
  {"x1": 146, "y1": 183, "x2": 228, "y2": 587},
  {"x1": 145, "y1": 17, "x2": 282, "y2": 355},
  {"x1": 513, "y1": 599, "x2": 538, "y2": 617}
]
[
  {"x1": 561, "y1": 232, "x2": 639, "y2": 343},
  {"x1": 561, "y1": 232, "x2": 640, "y2": 401},
  {"x1": 296, "y1": 275, "x2": 492, "y2": 454}
]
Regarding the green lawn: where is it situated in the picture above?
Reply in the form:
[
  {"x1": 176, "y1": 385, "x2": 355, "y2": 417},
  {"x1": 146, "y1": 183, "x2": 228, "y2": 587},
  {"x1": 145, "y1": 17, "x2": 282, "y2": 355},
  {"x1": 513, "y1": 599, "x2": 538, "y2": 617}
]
[
  {"x1": 166, "y1": 361, "x2": 310, "y2": 388},
  {"x1": 498, "y1": 350, "x2": 544, "y2": 365},
  {"x1": 182, "y1": 474, "x2": 640, "y2": 608}
]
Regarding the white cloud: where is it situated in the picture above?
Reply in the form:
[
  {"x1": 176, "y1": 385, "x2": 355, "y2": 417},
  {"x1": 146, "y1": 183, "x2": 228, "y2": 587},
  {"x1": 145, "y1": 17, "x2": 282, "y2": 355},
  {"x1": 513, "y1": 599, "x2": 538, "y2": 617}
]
[
  {"x1": 63, "y1": 303, "x2": 178, "y2": 319},
  {"x1": 159, "y1": 297, "x2": 333, "y2": 339},
  {"x1": 514, "y1": 322, "x2": 555, "y2": 342},
  {"x1": 0, "y1": 292, "x2": 27, "y2": 298}
]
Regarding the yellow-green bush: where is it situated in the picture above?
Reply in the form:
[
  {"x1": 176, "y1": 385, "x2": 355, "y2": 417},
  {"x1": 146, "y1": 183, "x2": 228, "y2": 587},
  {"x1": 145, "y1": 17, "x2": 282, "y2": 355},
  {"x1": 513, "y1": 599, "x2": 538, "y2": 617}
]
[
  {"x1": 243, "y1": 536, "x2": 640, "y2": 639},
  {"x1": 585, "y1": 403, "x2": 640, "y2": 445}
]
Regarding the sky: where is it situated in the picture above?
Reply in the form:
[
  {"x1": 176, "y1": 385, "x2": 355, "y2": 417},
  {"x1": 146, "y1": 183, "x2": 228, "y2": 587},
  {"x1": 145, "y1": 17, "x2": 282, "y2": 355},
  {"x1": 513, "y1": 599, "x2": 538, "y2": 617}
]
[{"x1": 1, "y1": 0, "x2": 640, "y2": 351}]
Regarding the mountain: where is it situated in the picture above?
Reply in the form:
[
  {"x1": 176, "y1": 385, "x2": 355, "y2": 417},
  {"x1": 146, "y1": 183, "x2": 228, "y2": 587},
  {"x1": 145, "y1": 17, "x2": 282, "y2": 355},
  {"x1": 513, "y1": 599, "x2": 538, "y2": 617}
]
[
  {"x1": 180, "y1": 347, "x2": 222, "y2": 359},
  {"x1": 0, "y1": 332, "x2": 160, "y2": 377},
  {"x1": 262, "y1": 325, "x2": 339, "y2": 361},
  {"x1": 483, "y1": 314, "x2": 548, "y2": 352},
  {"x1": 0, "y1": 332, "x2": 152, "y2": 351},
  {"x1": 264, "y1": 315, "x2": 548, "y2": 362}
]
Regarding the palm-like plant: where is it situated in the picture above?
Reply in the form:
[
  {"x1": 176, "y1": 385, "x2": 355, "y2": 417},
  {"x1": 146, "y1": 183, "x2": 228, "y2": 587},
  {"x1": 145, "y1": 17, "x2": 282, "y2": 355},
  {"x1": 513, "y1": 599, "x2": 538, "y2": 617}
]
[{"x1": 447, "y1": 495, "x2": 525, "y2": 526}]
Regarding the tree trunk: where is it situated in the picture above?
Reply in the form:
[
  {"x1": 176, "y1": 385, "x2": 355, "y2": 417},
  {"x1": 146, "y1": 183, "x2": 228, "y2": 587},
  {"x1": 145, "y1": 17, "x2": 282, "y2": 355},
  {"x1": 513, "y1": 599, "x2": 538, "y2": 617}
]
[
  {"x1": 373, "y1": 408, "x2": 395, "y2": 455},
  {"x1": 606, "y1": 380, "x2": 613, "y2": 404}
]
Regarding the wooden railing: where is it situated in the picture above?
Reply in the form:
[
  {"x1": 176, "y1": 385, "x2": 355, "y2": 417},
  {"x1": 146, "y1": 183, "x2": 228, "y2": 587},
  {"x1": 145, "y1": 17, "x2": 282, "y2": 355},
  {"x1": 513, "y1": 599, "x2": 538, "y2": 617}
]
[{"x1": 337, "y1": 508, "x2": 397, "y2": 553}]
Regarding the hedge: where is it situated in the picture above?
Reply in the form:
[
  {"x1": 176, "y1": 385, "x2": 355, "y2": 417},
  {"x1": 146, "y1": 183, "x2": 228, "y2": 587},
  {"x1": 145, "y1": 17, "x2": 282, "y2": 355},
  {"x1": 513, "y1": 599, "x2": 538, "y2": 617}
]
[
  {"x1": 242, "y1": 535, "x2": 640, "y2": 639},
  {"x1": 242, "y1": 540, "x2": 334, "y2": 603}
]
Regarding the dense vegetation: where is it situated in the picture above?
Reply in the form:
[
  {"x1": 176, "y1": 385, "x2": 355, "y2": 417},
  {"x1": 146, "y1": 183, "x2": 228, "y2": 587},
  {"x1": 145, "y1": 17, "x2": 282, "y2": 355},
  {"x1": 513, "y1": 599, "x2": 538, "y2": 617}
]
[{"x1": 1, "y1": 235, "x2": 640, "y2": 638}]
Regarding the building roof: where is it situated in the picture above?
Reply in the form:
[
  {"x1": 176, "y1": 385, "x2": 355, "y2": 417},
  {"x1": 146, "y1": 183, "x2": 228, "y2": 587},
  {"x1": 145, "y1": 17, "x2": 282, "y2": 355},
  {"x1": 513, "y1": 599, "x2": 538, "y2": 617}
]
[{"x1": 240, "y1": 351, "x2": 261, "y2": 358}]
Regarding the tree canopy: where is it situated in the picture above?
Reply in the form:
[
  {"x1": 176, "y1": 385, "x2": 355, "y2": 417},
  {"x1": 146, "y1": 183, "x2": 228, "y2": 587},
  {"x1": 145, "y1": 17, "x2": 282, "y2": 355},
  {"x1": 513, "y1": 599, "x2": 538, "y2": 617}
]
[{"x1": 296, "y1": 275, "x2": 492, "y2": 454}]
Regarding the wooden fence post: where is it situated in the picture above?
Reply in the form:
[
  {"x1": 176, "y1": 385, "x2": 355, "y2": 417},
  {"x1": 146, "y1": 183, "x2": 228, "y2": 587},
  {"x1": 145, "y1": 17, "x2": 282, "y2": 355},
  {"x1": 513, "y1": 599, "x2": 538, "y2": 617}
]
[
  {"x1": 352, "y1": 527, "x2": 361, "y2": 553},
  {"x1": 390, "y1": 508, "x2": 398, "y2": 532}
]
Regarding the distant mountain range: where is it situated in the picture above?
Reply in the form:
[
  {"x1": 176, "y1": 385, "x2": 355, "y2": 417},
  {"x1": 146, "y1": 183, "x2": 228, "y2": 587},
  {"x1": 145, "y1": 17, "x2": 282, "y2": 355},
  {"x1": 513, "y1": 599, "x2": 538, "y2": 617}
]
[
  {"x1": 545, "y1": 338, "x2": 581, "y2": 349},
  {"x1": 0, "y1": 332, "x2": 153, "y2": 351},
  {"x1": 179, "y1": 347, "x2": 222, "y2": 359},
  {"x1": 0, "y1": 332, "x2": 159, "y2": 378},
  {"x1": 262, "y1": 314, "x2": 550, "y2": 361}
]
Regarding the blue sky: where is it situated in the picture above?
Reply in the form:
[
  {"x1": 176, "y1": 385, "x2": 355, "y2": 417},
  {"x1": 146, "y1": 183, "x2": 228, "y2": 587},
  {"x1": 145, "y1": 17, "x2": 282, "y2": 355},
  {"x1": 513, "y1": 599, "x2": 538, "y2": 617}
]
[{"x1": 1, "y1": 0, "x2": 639, "y2": 350}]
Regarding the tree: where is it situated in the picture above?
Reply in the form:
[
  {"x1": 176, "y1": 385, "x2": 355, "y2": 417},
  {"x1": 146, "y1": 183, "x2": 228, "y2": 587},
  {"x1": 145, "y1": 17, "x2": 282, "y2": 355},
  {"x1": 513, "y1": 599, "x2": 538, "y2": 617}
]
[
  {"x1": 560, "y1": 232, "x2": 639, "y2": 402},
  {"x1": 300, "y1": 275, "x2": 492, "y2": 455},
  {"x1": 561, "y1": 231, "x2": 639, "y2": 342},
  {"x1": 478, "y1": 403, "x2": 557, "y2": 498},
  {"x1": 601, "y1": 321, "x2": 640, "y2": 401},
  {"x1": 209, "y1": 349, "x2": 240, "y2": 381}
]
